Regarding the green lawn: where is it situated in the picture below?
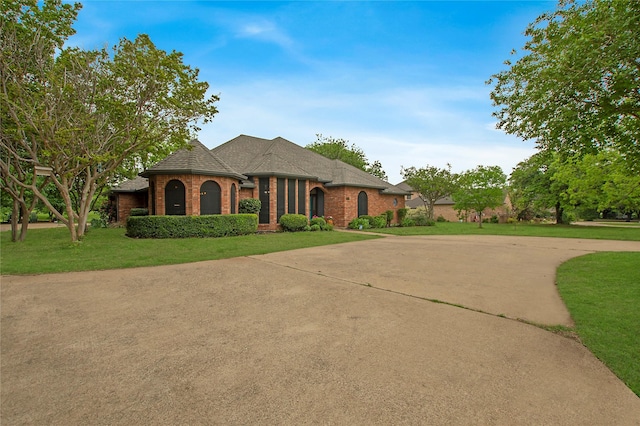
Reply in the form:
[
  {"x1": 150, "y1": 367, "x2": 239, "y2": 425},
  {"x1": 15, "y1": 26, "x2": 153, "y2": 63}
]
[
  {"x1": 369, "y1": 221, "x2": 640, "y2": 240},
  {"x1": 0, "y1": 227, "x2": 380, "y2": 275},
  {"x1": 2, "y1": 222, "x2": 639, "y2": 396},
  {"x1": 557, "y1": 252, "x2": 640, "y2": 396}
]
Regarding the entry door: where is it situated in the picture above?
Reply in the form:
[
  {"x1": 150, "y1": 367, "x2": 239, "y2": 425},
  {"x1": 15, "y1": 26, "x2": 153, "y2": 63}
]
[
  {"x1": 165, "y1": 180, "x2": 186, "y2": 215},
  {"x1": 259, "y1": 178, "x2": 270, "y2": 224},
  {"x1": 200, "y1": 180, "x2": 221, "y2": 215}
]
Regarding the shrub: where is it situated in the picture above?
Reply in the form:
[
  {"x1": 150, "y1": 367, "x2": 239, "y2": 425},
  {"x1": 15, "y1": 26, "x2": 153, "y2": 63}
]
[
  {"x1": 412, "y1": 212, "x2": 435, "y2": 226},
  {"x1": 129, "y1": 208, "x2": 149, "y2": 217},
  {"x1": 348, "y1": 217, "x2": 370, "y2": 229},
  {"x1": 310, "y1": 224, "x2": 321, "y2": 231},
  {"x1": 29, "y1": 212, "x2": 38, "y2": 223},
  {"x1": 359, "y1": 215, "x2": 386, "y2": 228},
  {"x1": 280, "y1": 214, "x2": 308, "y2": 232},
  {"x1": 384, "y1": 210, "x2": 394, "y2": 226},
  {"x1": 126, "y1": 214, "x2": 258, "y2": 238},
  {"x1": 490, "y1": 215, "x2": 499, "y2": 224},
  {"x1": 401, "y1": 218, "x2": 415, "y2": 227},
  {"x1": 239, "y1": 198, "x2": 261, "y2": 214},
  {"x1": 90, "y1": 218, "x2": 107, "y2": 228},
  {"x1": 397, "y1": 208, "x2": 408, "y2": 223},
  {"x1": 436, "y1": 215, "x2": 447, "y2": 222},
  {"x1": 309, "y1": 216, "x2": 326, "y2": 227}
]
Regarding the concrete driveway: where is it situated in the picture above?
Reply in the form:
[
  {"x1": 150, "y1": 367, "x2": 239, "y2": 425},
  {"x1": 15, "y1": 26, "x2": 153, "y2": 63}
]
[{"x1": 2, "y1": 235, "x2": 639, "y2": 424}]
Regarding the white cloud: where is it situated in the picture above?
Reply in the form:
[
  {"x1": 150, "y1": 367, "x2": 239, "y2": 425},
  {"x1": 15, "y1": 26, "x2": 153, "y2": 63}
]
[{"x1": 198, "y1": 76, "x2": 536, "y2": 184}]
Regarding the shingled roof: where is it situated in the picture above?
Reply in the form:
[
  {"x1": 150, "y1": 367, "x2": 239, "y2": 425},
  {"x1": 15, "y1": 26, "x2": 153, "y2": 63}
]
[
  {"x1": 140, "y1": 139, "x2": 246, "y2": 180},
  {"x1": 212, "y1": 135, "x2": 408, "y2": 195},
  {"x1": 111, "y1": 176, "x2": 149, "y2": 193}
]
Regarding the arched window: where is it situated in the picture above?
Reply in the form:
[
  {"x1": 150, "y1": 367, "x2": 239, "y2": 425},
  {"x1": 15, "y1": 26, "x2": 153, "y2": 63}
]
[
  {"x1": 230, "y1": 184, "x2": 237, "y2": 214},
  {"x1": 200, "y1": 180, "x2": 222, "y2": 215},
  {"x1": 165, "y1": 180, "x2": 186, "y2": 215},
  {"x1": 358, "y1": 191, "x2": 368, "y2": 217}
]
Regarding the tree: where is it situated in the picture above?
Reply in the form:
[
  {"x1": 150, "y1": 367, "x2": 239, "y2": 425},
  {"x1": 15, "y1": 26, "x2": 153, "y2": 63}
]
[
  {"x1": 554, "y1": 150, "x2": 640, "y2": 220},
  {"x1": 1, "y1": 0, "x2": 81, "y2": 241},
  {"x1": 1, "y1": 1, "x2": 219, "y2": 242},
  {"x1": 307, "y1": 134, "x2": 388, "y2": 180},
  {"x1": 453, "y1": 166, "x2": 506, "y2": 228},
  {"x1": 488, "y1": 0, "x2": 640, "y2": 171},
  {"x1": 401, "y1": 164, "x2": 458, "y2": 220}
]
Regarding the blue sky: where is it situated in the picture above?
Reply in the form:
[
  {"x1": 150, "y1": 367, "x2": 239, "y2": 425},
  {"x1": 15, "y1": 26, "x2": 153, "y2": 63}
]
[{"x1": 67, "y1": 0, "x2": 555, "y2": 184}]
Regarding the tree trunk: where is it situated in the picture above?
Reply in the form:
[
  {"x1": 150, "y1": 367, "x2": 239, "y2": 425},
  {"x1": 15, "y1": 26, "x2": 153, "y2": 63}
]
[
  {"x1": 555, "y1": 202, "x2": 564, "y2": 224},
  {"x1": 478, "y1": 211, "x2": 483, "y2": 228},
  {"x1": 10, "y1": 199, "x2": 19, "y2": 242},
  {"x1": 18, "y1": 203, "x2": 29, "y2": 242}
]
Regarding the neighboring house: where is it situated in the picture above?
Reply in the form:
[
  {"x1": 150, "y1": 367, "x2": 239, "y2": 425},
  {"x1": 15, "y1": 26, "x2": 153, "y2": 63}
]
[
  {"x1": 397, "y1": 181, "x2": 511, "y2": 223},
  {"x1": 110, "y1": 135, "x2": 409, "y2": 230}
]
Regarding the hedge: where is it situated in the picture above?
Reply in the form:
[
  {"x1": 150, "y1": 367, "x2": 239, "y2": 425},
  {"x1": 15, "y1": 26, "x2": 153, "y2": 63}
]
[
  {"x1": 126, "y1": 214, "x2": 258, "y2": 238},
  {"x1": 279, "y1": 214, "x2": 308, "y2": 232}
]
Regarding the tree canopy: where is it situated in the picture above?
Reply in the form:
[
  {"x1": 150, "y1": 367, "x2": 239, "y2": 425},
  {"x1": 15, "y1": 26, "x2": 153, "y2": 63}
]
[
  {"x1": 453, "y1": 166, "x2": 506, "y2": 228},
  {"x1": 306, "y1": 134, "x2": 388, "y2": 181},
  {"x1": 488, "y1": 0, "x2": 640, "y2": 170},
  {"x1": 401, "y1": 164, "x2": 458, "y2": 220},
  {"x1": 1, "y1": 0, "x2": 219, "y2": 241}
]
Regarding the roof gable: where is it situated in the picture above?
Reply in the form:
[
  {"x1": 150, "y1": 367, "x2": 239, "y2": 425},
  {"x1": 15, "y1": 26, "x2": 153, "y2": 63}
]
[
  {"x1": 140, "y1": 140, "x2": 246, "y2": 180},
  {"x1": 211, "y1": 135, "x2": 409, "y2": 194}
]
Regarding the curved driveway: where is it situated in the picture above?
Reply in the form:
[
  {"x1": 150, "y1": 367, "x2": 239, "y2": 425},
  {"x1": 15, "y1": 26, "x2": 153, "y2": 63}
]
[{"x1": 2, "y1": 235, "x2": 639, "y2": 424}]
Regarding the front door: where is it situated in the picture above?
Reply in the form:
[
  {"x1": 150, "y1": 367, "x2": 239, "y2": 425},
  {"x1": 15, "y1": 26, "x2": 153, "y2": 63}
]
[
  {"x1": 310, "y1": 188, "x2": 324, "y2": 218},
  {"x1": 165, "y1": 180, "x2": 186, "y2": 215},
  {"x1": 200, "y1": 180, "x2": 221, "y2": 215}
]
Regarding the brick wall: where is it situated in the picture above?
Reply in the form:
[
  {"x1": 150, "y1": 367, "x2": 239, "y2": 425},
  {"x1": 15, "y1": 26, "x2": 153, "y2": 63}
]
[
  {"x1": 116, "y1": 192, "x2": 147, "y2": 224},
  {"x1": 149, "y1": 174, "x2": 240, "y2": 216},
  {"x1": 134, "y1": 174, "x2": 406, "y2": 231}
]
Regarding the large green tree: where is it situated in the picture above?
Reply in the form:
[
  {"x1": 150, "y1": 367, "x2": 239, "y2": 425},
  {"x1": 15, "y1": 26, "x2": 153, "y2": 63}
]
[
  {"x1": 453, "y1": 166, "x2": 506, "y2": 228},
  {"x1": 488, "y1": 0, "x2": 640, "y2": 170},
  {"x1": 0, "y1": 0, "x2": 80, "y2": 241},
  {"x1": 306, "y1": 134, "x2": 388, "y2": 180},
  {"x1": 401, "y1": 164, "x2": 458, "y2": 220},
  {"x1": 1, "y1": 1, "x2": 219, "y2": 241}
]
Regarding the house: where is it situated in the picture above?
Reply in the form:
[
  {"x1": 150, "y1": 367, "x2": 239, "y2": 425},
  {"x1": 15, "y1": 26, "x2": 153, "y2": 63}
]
[
  {"x1": 110, "y1": 135, "x2": 409, "y2": 230},
  {"x1": 396, "y1": 181, "x2": 511, "y2": 222}
]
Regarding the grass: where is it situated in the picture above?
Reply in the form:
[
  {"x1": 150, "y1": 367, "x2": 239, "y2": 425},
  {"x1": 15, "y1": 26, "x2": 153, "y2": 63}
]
[
  {"x1": 368, "y1": 221, "x2": 640, "y2": 241},
  {"x1": 557, "y1": 252, "x2": 640, "y2": 396},
  {"x1": 0, "y1": 227, "x2": 380, "y2": 275}
]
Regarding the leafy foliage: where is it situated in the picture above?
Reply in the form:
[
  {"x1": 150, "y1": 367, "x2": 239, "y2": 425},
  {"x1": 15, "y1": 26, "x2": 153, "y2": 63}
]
[
  {"x1": 1, "y1": 1, "x2": 219, "y2": 242},
  {"x1": 279, "y1": 214, "x2": 308, "y2": 232},
  {"x1": 238, "y1": 198, "x2": 261, "y2": 214},
  {"x1": 126, "y1": 214, "x2": 258, "y2": 238},
  {"x1": 401, "y1": 164, "x2": 458, "y2": 220},
  {"x1": 306, "y1": 134, "x2": 388, "y2": 180},
  {"x1": 453, "y1": 166, "x2": 506, "y2": 228},
  {"x1": 489, "y1": 0, "x2": 640, "y2": 170}
]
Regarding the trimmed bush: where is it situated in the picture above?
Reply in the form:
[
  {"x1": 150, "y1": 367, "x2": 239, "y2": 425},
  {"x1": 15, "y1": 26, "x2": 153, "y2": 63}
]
[
  {"x1": 280, "y1": 214, "x2": 308, "y2": 232},
  {"x1": 436, "y1": 215, "x2": 447, "y2": 222},
  {"x1": 348, "y1": 217, "x2": 370, "y2": 230},
  {"x1": 129, "y1": 208, "x2": 149, "y2": 216},
  {"x1": 360, "y1": 215, "x2": 386, "y2": 228},
  {"x1": 238, "y1": 198, "x2": 261, "y2": 214},
  {"x1": 310, "y1": 224, "x2": 321, "y2": 231},
  {"x1": 126, "y1": 214, "x2": 258, "y2": 238}
]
